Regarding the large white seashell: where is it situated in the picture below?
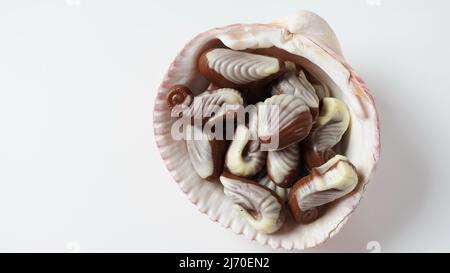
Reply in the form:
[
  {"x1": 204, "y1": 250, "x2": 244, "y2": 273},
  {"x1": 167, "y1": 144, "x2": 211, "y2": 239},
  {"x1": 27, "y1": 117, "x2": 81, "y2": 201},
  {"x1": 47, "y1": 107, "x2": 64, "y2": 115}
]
[{"x1": 154, "y1": 10, "x2": 380, "y2": 250}]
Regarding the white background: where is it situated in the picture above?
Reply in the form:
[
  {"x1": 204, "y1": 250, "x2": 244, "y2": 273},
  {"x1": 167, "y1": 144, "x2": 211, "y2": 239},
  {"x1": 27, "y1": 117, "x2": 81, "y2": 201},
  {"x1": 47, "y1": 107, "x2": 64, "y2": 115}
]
[{"x1": 0, "y1": 0, "x2": 449, "y2": 252}]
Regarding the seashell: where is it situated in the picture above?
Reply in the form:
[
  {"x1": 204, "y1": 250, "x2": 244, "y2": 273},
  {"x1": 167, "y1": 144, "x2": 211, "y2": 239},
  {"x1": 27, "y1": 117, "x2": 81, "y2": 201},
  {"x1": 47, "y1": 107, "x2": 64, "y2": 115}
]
[
  {"x1": 266, "y1": 143, "x2": 301, "y2": 188},
  {"x1": 302, "y1": 97, "x2": 350, "y2": 170},
  {"x1": 221, "y1": 173, "x2": 285, "y2": 234},
  {"x1": 198, "y1": 48, "x2": 284, "y2": 89},
  {"x1": 154, "y1": 10, "x2": 380, "y2": 250},
  {"x1": 225, "y1": 107, "x2": 266, "y2": 177},
  {"x1": 258, "y1": 176, "x2": 290, "y2": 202},
  {"x1": 257, "y1": 94, "x2": 313, "y2": 150},
  {"x1": 288, "y1": 155, "x2": 358, "y2": 223},
  {"x1": 271, "y1": 70, "x2": 319, "y2": 117},
  {"x1": 185, "y1": 124, "x2": 226, "y2": 182}
]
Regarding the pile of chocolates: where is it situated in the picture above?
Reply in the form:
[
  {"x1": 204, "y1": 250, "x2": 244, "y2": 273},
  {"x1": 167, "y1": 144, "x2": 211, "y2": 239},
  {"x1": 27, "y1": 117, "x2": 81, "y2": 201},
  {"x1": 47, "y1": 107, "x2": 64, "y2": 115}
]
[{"x1": 166, "y1": 47, "x2": 359, "y2": 234}]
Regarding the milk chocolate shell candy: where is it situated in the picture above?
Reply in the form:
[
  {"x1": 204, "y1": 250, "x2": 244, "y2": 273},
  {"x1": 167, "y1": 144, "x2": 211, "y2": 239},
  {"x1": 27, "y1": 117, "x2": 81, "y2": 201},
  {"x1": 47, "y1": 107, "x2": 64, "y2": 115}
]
[
  {"x1": 166, "y1": 85, "x2": 193, "y2": 111},
  {"x1": 198, "y1": 48, "x2": 284, "y2": 89},
  {"x1": 288, "y1": 155, "x2": 359, "y2": 223},
  {"x1": 225, "y1": 108, "x2": 266, "y2": 177},
  {"x1": 312, "y1": 82, "x2": 331, "y2": 101},
  {"x1": 220, "y1": 173, "x2": 285, "y2": 234},
  {"x1": 173, "y1": 87, "x2": 244, "y2": 125},
  {"x1": 266, "y1": 144, "x2": 300, "y2": 188},
  {"x1": 154, "y1": 10, "x2": 380, "y2": 250},
  {"x1": 258, "y1": 176, "x2": 290, "y2": 202},
  {"x1": 271, "y1": 70, "x2": 319, "y2": 117},
  {"x1": 257, "y1": 94, "x2": 313, "y2": 150},
  {"x1": 185, "y1": 124, "x2": 226, "y2": 182},
  {"x1": 303, "y1": 97, "x2": 350, "y2": 170}
]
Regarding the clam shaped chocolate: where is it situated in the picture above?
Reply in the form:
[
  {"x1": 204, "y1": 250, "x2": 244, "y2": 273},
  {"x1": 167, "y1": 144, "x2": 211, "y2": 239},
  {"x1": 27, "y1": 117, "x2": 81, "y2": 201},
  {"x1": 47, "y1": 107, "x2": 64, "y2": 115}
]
[
  {"x1": 198, "y1": 48, "x2": 284, "y2": 89},
  {"x1": 153, "y1": 11, "x2": 380, "y2": 250}
]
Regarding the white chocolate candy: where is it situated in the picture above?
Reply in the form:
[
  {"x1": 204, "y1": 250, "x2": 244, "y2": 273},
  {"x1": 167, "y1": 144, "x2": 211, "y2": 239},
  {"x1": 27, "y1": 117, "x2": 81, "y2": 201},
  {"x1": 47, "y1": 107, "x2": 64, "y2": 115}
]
[{"x1": 221, "y1": 173, "x2": 285, "y2": 234}]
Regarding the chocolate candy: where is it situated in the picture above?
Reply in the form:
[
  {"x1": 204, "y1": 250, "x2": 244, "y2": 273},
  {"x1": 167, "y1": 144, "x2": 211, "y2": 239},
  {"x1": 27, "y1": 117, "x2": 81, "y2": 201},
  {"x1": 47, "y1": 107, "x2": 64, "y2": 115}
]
[
  {"x1": 266, "y1": 144, "x2": 300, "y2": 188},
  {"x1": 198, "y1": 48, "x2": 285, "y2": 89},
  {"x1": 302, "y1": 97, "x2": 350, "y2": 170},
  {"x1": 185, "y1": 124, "x2": 226, "y2": 183},
  {"x1": 288, "y1": 155, "x2": 358, "y2": 223},
  {"x1": 257, "y1": 94, "x2": 313, "y2": 150},
  {"x1": 271, "y1": 70, "x2": 319, "y2": 120},
  {"x1": 220, "y1": 172, "x2": 285, "y2": 233}
]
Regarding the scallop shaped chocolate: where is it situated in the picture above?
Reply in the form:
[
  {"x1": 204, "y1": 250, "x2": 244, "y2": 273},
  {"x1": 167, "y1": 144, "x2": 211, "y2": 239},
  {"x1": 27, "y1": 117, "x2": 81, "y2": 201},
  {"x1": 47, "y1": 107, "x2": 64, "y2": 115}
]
[
  {"x1": 198, "y1": 48, "x2": 284, "y2": 89},
  {"x1": 257, "y1": 94, "x2": 313, "y2": 150},
  {"x1": 271, "y1": 70, "x2": 319, "y2": 115}
]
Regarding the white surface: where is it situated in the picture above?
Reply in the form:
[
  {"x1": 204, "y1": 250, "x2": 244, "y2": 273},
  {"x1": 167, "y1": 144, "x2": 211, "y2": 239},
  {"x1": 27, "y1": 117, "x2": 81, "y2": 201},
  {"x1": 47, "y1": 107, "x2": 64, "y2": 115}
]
[{"x1": 0, "y1": 0, "x2": 449, "y2": 252}]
